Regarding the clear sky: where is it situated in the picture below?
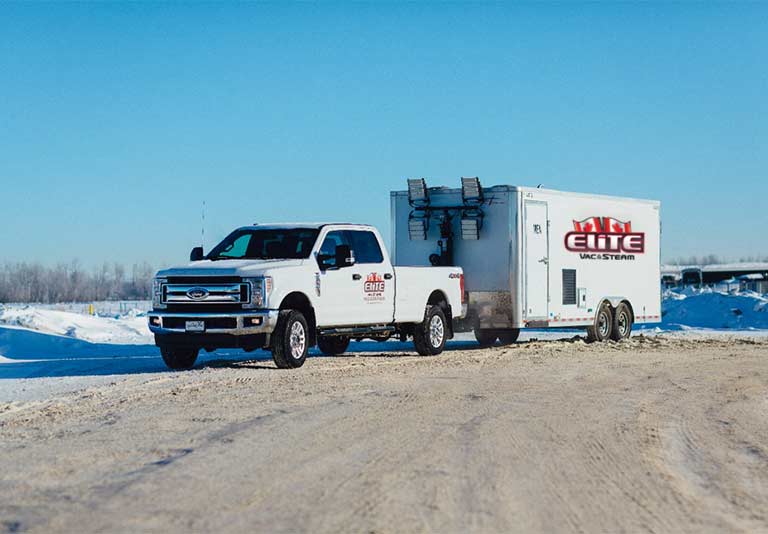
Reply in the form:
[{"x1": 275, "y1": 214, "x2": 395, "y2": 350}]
[{"x1": 1, "y1": 2, "x2": 766, "y2": 267}]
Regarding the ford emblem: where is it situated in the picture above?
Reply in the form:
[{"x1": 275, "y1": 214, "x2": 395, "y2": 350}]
[{"x1": 186, "y1": 287, "x2": 209, "y2": 301}]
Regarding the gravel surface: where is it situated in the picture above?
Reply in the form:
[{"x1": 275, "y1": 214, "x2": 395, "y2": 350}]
[{"x1": 2, "y1": 335, "x2": 768, "y2": 533}]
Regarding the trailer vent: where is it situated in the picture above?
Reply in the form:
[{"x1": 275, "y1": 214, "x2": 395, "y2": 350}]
[{"x1": 562, "y1": 269, "x2": 577, "y2": 305}]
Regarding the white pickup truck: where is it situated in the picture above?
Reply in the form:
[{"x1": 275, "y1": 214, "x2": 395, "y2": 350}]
[{"x1": 148, "y1": 223, "x2": 465, "y2": 370}]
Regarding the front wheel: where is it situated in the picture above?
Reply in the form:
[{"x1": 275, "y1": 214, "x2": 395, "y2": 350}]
[
  {"x1": 271, "y1": 310, "x2": 309, "y2": 369},
  {"x1": 160, "y1": 346, "x2": 199, "y2": 370},
  {"x1": 413, "y1": 305, "x2": 447, "y2": 356}
]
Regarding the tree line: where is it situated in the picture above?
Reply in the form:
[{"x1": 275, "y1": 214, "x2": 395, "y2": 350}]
[{"x1": 0, "y1": 261, "x2": 156, "y2": 303}]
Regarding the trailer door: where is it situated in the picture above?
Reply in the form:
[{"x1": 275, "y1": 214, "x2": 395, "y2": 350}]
[{"x1": 524, "y1": 200, "x2": 549, "y2": 320}]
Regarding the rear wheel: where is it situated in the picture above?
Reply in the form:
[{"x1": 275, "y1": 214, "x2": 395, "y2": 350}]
[
  {"x1": 160, "y1": 346, "x2": 199, "y2": 370},
  {"x1": 271, "y1": 310, "x2": 309, "y2": 369},
  {"x1": 611, "y1": 303, "x2": 633, "y2": 341},
  {"x1": 497, "y1": 329, "x2": 520, "y2": 345},
  {"x1": 317, "y1": 335, "x2": 350, "y2": 356},
  {"x1": 413, "y1": 305, "x2": 447, "y2": 356},
  {"x1": 474, "y1": 329, "x2": 498, "y2": 347},
  {"x1": 586, "y1": 302, "x2": 613, "y2": 343}
]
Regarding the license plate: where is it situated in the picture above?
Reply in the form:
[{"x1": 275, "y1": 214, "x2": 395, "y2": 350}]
[{"x1": 185, "y1": 320, "x2": 205, "y2": 332}]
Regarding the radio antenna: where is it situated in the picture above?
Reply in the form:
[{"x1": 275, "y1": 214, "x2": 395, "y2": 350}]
[{"x1": 201, "y1": 200, "x2": 206, "y2": 251}]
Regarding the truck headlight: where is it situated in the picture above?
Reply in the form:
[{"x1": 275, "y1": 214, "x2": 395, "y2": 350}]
[
  {"x1": 152, "y1": 278, "x2": 167, "y2": 309},
  {"x1": 243, "y1": 277, "x2": 272, "y2": 309}
]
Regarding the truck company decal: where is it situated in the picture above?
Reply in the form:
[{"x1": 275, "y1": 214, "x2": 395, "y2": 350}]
[
  {"x1": 364, "y1": 273, "x2": 386, "y2": 302},
  {"x1": 565, "y1": 217, "x2": 645, "y2": 261}
]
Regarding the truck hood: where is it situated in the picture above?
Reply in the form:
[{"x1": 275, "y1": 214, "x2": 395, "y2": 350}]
[{"x1": 156, "y1": 258, "x2": 305, "y2": 278}]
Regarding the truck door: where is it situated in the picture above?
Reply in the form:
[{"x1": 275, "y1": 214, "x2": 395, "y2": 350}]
[
  {"x1": 316, "y1": 230, "x2": 362, "y2": 326},
  {"x1": 315, "y1": 230, "x2": 395, "y2": 326},
  {"x1": 346, "y1": 229, "x2": 395, "y2": 325},
  {"x1": 524, "y1": 200, "x2": 549, "y2": 320}
]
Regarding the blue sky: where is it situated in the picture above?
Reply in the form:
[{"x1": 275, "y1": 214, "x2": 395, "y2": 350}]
[{"x1": 1, "y1": 2, "x2": 766, "y2": 267}]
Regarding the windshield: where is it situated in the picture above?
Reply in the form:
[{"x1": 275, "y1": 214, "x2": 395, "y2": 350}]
[{"x1": 206, "y1": 228, "x2": 320, "y2": 261}]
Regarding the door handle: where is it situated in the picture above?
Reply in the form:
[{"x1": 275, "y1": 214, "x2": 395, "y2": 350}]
[
  {"x1": 538, "y1": 257, "x2": 549, "y2": 265},
  {"x1": 384, "y1": 273, "x2": 393, "y2": 280},
  {"x1": 352, "y1": 274, "x2": 362, "y2": 280}
]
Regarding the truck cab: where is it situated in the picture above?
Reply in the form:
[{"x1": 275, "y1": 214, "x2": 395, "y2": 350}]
[{"x1": 149, "y1": 223, "x2": 464, "y2": 370}]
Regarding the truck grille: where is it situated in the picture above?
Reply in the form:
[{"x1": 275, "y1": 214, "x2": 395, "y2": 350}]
[
  {"x1": 164, "y1": 303, "x2": 244, "y2": 313},
  {"x1": 160, "y1": 278, "x2": 249, "y2": 307}
]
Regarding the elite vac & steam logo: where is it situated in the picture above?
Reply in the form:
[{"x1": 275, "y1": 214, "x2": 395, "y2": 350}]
[{"x1": 565, "y1": 216, "x2": 645, "y2": 260}]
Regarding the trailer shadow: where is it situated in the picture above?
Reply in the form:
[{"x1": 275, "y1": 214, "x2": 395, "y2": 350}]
[{"x1": 202, "y1": 335, "x2": 590, "y2": 371}]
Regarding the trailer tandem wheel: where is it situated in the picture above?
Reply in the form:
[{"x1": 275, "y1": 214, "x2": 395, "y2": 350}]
[
  {"x1": 586, "y1": 302, "x2": 614, "y2": 343},
  {"x1": 474, "y1": 329, "x2": 498, "y2": 347}
]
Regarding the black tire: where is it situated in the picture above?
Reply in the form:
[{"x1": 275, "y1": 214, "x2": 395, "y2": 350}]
[
  {"x1": 413, "y1": 305, "x2": 448, "y2": 356},
  {"x1": 160, "y1": 346, "x2": 199, "y2": 370},
  {"x1": 586, "y1": 302, "x2": 614, "y2": 343},
  {"x1": 474, "y1": 329, "x2": 498, "y2": 347},
  {"x1": 611, "y1": 303, "x2": 633, "y2": 341},
  {"x1": 271, "y1": 310, "x2": 309, "y2": 369},
  {"x1": 497, "y1": 329, "x2": 520, "y2": 345},
  {"x1": 317, "y1": 335, "x2": 350, "y2": 356}
]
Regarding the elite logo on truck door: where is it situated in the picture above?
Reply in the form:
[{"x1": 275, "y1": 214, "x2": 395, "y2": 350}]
[
  {"x1": 565, "y1": 216, "x2": 645, "y2": 260},
  {"x1": 364, "y1": 273, "x2": 386, "y2": 302}
]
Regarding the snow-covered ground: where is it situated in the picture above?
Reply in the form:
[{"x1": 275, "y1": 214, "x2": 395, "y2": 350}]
[{"x1": 1, "y1": 289, "x2": 767, "y2": 402}]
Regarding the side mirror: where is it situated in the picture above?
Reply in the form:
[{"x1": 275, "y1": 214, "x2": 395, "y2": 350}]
[
  {"x1": 190, "y1": 247, "x2": 204, "y2": 261},
  {"x1": 335, "y1": 245, "x2": 355, "y2": 268}
]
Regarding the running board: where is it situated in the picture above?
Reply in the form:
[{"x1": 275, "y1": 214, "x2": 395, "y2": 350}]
[{"x1": 318, "y1": 325, "x2": 396, "y2": 337}]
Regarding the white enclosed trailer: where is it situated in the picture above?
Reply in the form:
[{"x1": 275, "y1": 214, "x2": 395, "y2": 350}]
[{"x1": 391, "y1": 179, "x2": 661, "y2": 344}]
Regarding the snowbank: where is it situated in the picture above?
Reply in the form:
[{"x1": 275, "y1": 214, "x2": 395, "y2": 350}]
[
  {"x1": 662, "y1": 289, "x2": 768, "y2": 330},
  {"x1": 0, "y1": 304, "x2": 152, "y2": 345}
]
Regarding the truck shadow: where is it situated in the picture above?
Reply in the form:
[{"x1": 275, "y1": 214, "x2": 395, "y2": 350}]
[
  {"x1": 0, "y1": 326, "x2": 260, "y2": 379},
  {"x1": 0, "y1": 327, "x2": 592, "y2": 378}
]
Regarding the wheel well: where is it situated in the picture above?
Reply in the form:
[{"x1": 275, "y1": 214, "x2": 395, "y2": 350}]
[
  {"x1": 279, "y1": 292, "x2": 317, "y2": 345},
  {"x1": 599, "y1": 298, "x2": 635, "y2": 322}
]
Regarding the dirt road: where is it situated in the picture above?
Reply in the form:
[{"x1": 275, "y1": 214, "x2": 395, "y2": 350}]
[{"x1": 2, "y1": 335, "x2": 768, "y2": 533}]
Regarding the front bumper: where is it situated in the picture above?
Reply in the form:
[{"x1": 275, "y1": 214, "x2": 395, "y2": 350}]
[{"x1": 148, "y1": 310, "x2": 280, "y2": 336}]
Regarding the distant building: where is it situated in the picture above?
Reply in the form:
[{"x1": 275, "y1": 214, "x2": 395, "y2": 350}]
[
  {"x1": 739, "y1": 273, "x2": 768, "y2": 294},
  {"x1": 661, "y1": 263, "x2": 768, "y2": 292}
]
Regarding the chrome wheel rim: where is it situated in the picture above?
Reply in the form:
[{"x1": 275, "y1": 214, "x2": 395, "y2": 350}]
[
  {"x1": 289, "y1": 321, "x2": 306, "y2": 359},
  {"x1": 429, "y1": 315, "x2": 444, "y2": 348},
  {"x1": 618, "y1": 312, "x2": 629, "y2": 337},
  {"x1": 598, "y1": 312, "x2": 610, "y2": 338}
]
